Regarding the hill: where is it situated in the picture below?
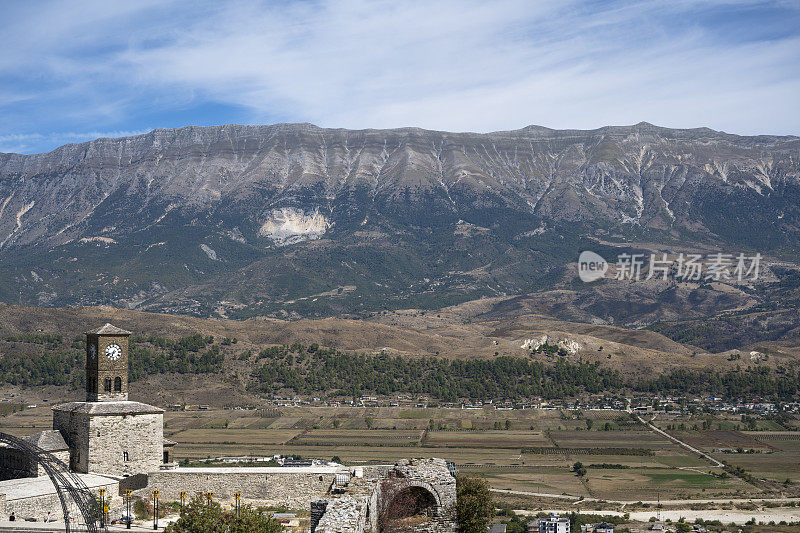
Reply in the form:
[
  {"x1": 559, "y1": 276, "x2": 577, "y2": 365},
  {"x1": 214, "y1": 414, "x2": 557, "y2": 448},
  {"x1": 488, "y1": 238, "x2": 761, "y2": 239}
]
[{"x1": 0, "y1": 303, "x2": 798, "y2": 407}]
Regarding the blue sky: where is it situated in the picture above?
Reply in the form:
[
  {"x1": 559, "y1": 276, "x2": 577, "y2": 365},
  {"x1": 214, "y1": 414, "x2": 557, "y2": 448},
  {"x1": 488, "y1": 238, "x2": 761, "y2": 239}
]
[{"x1": 0, "y1": 0, "x2": 798, "y2": 154}]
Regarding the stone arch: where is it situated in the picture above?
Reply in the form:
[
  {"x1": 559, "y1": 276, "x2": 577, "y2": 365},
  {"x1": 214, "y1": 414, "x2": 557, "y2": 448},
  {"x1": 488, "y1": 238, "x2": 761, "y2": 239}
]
[
  {"x1": 379, "y1": 479, "x2": 442, "y2": 526},
  {"x1": 0, "y1": 432, "x2": 100, "y2": 532}
]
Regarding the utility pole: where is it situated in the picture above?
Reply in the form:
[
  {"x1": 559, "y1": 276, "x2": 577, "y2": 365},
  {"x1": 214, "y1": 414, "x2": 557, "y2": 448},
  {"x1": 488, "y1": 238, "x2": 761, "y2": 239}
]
[{"x1": 657, "y1": 491, "x2": 661, "y2": 522}]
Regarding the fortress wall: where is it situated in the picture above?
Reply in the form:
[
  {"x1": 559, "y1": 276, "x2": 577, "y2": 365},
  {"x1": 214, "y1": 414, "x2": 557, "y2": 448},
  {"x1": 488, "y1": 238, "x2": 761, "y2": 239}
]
[
  {"x1": 138, "y1": 468, "x2": 340, "y2": 508},
  {"x1": 0, "y1": 477, "x2": 119, "y2": 523}
]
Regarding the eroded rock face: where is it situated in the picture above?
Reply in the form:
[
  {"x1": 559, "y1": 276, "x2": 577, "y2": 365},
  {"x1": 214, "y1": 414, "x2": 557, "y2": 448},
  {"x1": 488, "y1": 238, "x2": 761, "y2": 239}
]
[{"x1": 259, "y1": 207, "x2": 330, "y2": 245}]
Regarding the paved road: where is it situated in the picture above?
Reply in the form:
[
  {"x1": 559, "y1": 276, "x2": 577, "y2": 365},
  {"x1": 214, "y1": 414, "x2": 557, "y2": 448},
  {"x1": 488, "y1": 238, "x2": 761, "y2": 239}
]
[
  {"x1": 490, "y1": 488, "x2": 800, "y2": 506},
  {"x1": 0, "y1": 520, "x2": 168, "y2": 532},
  {"x1": 514, "y1": 508, "x2": 800, "y2": 526}
]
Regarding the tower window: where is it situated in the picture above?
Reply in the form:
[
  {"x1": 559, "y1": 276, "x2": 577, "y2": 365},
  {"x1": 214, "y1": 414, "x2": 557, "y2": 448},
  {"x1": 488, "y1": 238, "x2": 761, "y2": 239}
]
[
  {"x1": 104, "y1": 377, "x2": 112, "y2": 392},
  {"x1": 123, "y1": 451, "x2": 129, "y2": 461},
  {"x1": 114, "y1": 377, "x2": 122, "y2": 392}
]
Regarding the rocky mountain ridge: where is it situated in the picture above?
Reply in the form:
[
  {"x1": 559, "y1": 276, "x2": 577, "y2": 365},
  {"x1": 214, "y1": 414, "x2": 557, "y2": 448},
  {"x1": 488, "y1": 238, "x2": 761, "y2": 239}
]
[{"x1": 0, "y1": 122, "x2": 798, "y2": 333}]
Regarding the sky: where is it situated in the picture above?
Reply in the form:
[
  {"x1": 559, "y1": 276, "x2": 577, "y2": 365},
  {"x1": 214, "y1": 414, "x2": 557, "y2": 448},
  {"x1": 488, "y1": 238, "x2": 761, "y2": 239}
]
[{"x1": 0, "y1": 0, "x2": 798, "y2": 154}]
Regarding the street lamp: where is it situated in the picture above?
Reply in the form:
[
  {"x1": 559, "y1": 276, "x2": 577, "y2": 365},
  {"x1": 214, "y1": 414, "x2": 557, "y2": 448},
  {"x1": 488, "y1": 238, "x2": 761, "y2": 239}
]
[
  {"x1": 152, "y1": 490, "x2": 159, "y2": 530},
  {"x1": 99, "y1": 488, "x2": 106, "y2": 528},
  {"x1": 125, "y1": 490, "x2": 132, "y2": 529}
]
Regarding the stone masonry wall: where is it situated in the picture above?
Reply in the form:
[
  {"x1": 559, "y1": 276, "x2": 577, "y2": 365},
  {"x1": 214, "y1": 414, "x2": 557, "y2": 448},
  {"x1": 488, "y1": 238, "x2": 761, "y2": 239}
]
[
  {"x1": 139, "y1": 468, "x2": 340, "y2": 508},
  {"x1": 88, "y1": 413, "x2": 163, "y2": 476},
  {"x1": 53, "y1": 410, "x2": 89, "y2": 472},
  {"x1": 0, "y1": 448, "x2": 36, "y2": 480},
  {"x1": 2, "y1": 479, "x2": 119, "y2": 522},
  {"x1": 314, "y1": 495, "x2": 369, "y2": 533}
]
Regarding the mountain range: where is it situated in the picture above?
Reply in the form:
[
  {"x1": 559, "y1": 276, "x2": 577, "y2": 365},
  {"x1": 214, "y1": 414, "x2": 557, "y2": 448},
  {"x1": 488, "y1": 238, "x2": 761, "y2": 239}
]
[{"x1": 1, "y1": 122, "x2": 798, "y2": 350}]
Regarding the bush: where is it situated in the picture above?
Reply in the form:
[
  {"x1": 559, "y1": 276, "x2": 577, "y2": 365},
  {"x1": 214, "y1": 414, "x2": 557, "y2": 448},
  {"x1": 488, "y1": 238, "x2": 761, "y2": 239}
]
[{"x1": 164, "y1": 496, "x2": 280, "y2": 533}]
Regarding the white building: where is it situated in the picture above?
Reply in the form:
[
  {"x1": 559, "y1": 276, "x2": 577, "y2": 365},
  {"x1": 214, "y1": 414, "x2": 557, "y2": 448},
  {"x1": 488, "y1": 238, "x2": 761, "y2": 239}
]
[{"x1": 539, "y1": 515, "x2": 570, "y2": 533}]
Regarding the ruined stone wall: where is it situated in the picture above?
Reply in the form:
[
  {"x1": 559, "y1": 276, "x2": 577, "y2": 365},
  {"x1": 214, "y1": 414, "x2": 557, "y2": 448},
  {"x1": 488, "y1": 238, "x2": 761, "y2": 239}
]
[
  {"x1": 391, "y1": 458, "x2": 457, "y2": 518},
  {"x1": 313, "y1": 459, "x2": 457, "y2": 533},
  {"x1": 314, "y1": 495, "x2": 369, "y2": 533},
  {"x1": 139, "y1": 468, "x2": 340, "y2": 508}
]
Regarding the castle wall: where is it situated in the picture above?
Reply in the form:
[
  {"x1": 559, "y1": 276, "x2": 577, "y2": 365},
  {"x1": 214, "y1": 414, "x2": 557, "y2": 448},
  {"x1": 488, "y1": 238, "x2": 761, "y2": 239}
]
[
  {"x1": 0, "y1": 475, "x2": 119, "y2": 523},
  {"x1": 139, "y1": 467, "x2": 341, "y2": 508}
]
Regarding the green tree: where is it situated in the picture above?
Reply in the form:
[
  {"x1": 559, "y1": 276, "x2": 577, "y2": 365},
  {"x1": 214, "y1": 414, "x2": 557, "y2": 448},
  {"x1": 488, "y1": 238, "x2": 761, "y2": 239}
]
[
  {"x1": 572, "y1": 461, "x2": 587, "y2": 477},
  {"x1": 456, "y1": 476, "x2": 494, "y2": 533},
  {"x1": 164, "y1": 496, "x2": 280, "y2": 533},
  {"x1": 585, "y1": 418, "x2": 593, "y2": 430}
]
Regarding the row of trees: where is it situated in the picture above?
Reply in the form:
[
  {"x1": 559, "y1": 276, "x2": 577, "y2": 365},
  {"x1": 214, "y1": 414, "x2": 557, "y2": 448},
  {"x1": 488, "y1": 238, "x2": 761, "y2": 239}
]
[
  {"x1": 2, "y1": 334, "x2": 800, "y2": 401},
  {"x1": 250, "y1": 353, "x2": 623, "y2": 400}
]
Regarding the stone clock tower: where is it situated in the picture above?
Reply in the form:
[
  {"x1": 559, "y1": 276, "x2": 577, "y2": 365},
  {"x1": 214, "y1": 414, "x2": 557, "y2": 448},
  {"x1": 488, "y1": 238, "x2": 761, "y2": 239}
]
[
  {"x1": 85, "y1": 323, "x2": 130, "y2": 401},
  {"x1": 50, "y1": 323, "x2": 169, "y2": 476}
]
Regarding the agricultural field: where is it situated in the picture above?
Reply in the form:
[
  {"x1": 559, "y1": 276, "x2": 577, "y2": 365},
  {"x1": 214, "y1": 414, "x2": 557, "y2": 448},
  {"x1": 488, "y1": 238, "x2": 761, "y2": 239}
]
[{"x1": 3, "y1": 403, "x2": 800, "y2": 505}]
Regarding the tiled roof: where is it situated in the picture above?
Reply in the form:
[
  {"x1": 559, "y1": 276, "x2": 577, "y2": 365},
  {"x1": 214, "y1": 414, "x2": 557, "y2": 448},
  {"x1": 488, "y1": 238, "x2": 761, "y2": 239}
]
[
  {"x1": 52, "y1": 401, "x2": 163, "y2": 415},
  {"x1": 86, "y1": 323, "x2": 132, "y2": 335},
  {"x1": 22, "y1": 430, "x2": 69, "y2": 452}
]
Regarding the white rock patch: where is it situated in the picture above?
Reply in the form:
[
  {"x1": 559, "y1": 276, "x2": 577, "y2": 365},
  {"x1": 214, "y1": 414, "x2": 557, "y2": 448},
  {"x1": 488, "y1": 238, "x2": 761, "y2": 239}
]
[
  {"x1": 200, "y1": 244, "x2": 219, "y2": 261},
  {"x1": 259, "y1": 207, "x2": 329, "y2": 245}
]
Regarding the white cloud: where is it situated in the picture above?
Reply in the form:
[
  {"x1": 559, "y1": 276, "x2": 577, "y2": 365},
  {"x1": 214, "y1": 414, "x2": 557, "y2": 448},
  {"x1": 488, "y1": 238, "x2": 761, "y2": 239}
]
[
  {"x1": 0, "y1": 0, "x2": 798, "y2": 153},
  {"x1": 0, "y1": 130, "x2": 150, "y2": 154}
]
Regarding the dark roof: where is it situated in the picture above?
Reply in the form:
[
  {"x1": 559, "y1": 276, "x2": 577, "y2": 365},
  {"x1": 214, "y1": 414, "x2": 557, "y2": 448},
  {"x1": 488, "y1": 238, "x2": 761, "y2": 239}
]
[
  {"x1": 53, "y1": 401, "x2": 163, "y2": 416},
  {"x1": 86, "y1": 323, "x2": 131, "y2": 336},
  {"x1": 23, "y1": 430, "x2": 69, "y2": 451}
]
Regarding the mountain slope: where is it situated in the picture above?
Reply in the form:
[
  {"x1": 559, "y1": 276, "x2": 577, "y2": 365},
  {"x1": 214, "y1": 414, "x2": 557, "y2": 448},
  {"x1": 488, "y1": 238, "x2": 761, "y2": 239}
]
[{"x1": 0, "y1": 122, "x2": 798, "y2": 321}]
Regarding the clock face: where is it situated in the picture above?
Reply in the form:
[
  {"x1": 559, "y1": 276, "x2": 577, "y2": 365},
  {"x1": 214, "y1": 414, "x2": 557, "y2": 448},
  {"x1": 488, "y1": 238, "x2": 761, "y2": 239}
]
[
  {"x1": 105, "y1": 343, "x2": 122, "y2": 361},
  {"x1": 88, "y1": 344, "x2": 97, "y2": 360}
]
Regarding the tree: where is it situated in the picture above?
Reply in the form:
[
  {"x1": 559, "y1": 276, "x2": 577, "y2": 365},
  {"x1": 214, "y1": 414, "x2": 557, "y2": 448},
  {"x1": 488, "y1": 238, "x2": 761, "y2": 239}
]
[
  {"x1": 164, "y1": 496, "x2": 281, "y2": 533},
  {"x1": 456, "y1": 476, "x2": 494, "y2": 533},
  {"x1": 572, "y1": 461, "x2": 587, "y2": 477},
  {"x1": 585, "y1": 418, "x2": 594, "y2": 430}
]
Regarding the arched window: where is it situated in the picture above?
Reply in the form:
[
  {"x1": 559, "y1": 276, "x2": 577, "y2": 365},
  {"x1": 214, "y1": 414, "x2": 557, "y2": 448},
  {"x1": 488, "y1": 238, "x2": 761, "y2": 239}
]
[
  {"x1": 104, "y1": 377, "x2": 112, "y2": 392},
  {"x1": 114, "y1": 377, "x2": 122, "y2": 392},
  {"x1": 123, "y1": 451, "x2": 129, "y2": 462}
]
